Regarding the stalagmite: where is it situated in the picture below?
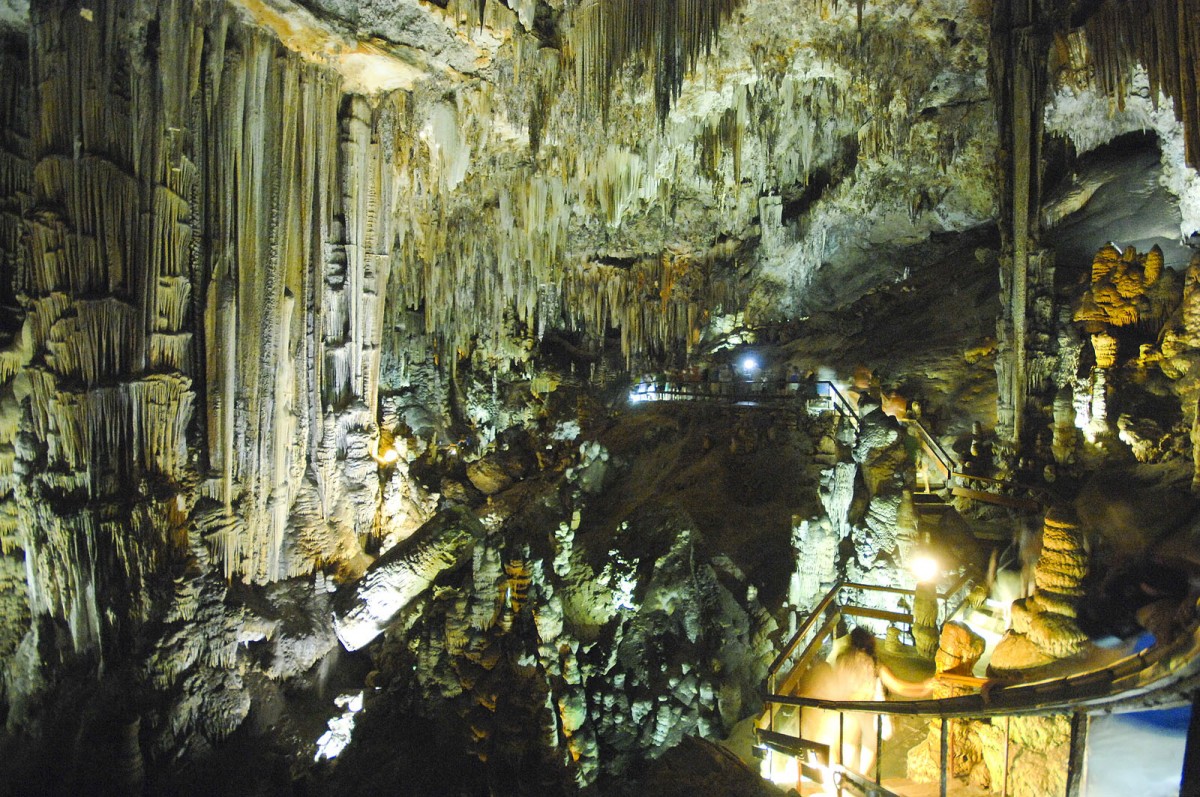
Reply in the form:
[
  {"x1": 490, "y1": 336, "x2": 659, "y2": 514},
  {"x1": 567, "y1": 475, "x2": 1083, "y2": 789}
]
[
  {"x1": 333, "y1": 506, "x2": 486, "y2": 651},
  {"x1": 0, "y1": 0, "x2": 1193, "y2": 790},
  {"x1": 1051, "y1": 386, "x2": 1075, "y2": 465},
  {"x1": 989, "y1": 506, "x2": 1090, "y2": 675}
]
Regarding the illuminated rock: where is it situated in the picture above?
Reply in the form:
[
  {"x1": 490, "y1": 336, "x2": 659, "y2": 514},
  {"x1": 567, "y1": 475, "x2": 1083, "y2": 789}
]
[
  {"x1": 466, "y1": 457, "x2": 514, "y2": 495},
  {"x1": 333, "y1": 506, "x2": 486, "y2": 651},
  {"x1": 1051, "y1": 386, "x2": 1076, "y2": 465},
  {"x1": 989, "y1": 506, "x2": 1090, "y2": 676},
  {"x1": 934, "y1": 621, "x2": 985, "y2": 676},
  {"x1": 908, "y1": 621, "x2": 987, "y2": 783},
  {"x1": 1090, "y1": 329, "x2": 1119, "y2": 369}
]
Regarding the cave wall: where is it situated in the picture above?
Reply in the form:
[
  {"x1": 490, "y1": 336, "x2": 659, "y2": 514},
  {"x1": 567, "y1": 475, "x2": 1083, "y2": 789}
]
[
  {"x1": 0, "y1": 0, "x2": 1010, "y2": 669},
  {"x1": 0, "y1": 3, "x2": 424, "y2": 696},
  {"x1": 0, "y1": 0, "x2": 1195, "y2": 790}
]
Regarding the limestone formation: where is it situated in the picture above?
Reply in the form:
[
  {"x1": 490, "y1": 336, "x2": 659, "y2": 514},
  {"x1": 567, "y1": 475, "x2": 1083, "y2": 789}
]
[
  {"x1": 934, "y1": 620, "x2": 985, "y2": 676},
  {"x1": 789, "y1": 517, "x2": 837, "y2": 623},
  {"x1": 908, "y1": 622, "x2": 985, "y2": 784},
  {"x1": 989, "y1": 506, "x2": 1091, "y2": 676},
  {"x1": 1051, "y1": 386, "x2": 1076, "y2": 465},
  {"x1": 333, "y1": 507, "x2": 486, "y2": 651},
  {"x1": 912, "y1": 582, "x2": 940, "y2": 659},
  {"x1": 0, "y1": 0, "x2": 1196, "y2": 792},
  {"x1": 1071, "y1": 245, "x2": 1176, "y2": 442}
]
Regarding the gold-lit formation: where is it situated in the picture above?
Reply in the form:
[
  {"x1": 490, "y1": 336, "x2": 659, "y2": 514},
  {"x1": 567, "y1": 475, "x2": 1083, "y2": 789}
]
[{"x1": 989, "y1": 506, "x2": 1090, "y2": 675}]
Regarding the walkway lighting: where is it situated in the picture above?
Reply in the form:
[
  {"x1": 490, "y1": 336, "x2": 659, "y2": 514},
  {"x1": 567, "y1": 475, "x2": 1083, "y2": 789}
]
[
  {"x1": 910, "y1": 551, "x2": 940, "y2": 584},
  {"x1": 372, "y1": 445, "x2": 399, "y2": 465}
]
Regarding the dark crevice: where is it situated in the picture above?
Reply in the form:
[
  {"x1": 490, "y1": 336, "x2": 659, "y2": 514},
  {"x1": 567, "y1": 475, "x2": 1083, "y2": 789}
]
[{"x1": 595, "y1": 255, "x2": 644, "y2": 270}]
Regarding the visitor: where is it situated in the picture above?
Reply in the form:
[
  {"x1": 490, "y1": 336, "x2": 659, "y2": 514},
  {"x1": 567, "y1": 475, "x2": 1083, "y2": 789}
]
[
  {"x1": 718, "y1": 362, "x2": 733, "y2": 396},
  {"x1": 798, "y1": 627, "x2": 934, "y2": 781}
]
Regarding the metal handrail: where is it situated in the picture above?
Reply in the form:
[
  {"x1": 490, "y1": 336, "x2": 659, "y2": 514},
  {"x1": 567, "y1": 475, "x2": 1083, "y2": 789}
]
[
  {"x1": 903, "y1": 417, "x2": 957, "y2": 479},
  {"x1": 816, "y1": 380, "x2": 860, "y2": 428},
  {"x1": 758, "y1": 626, "x2": 1200, "y2": 797},
  {"x1": 768, "y1": 580, "x2": 844, "y2": 678},
  {"x1": 764, "y1": 616, "x2": 1200, "y2": 719},
  {"x1": 938, "y1": 571, "x2": 975, "y2": 625},
  {"x1": 952, "y1": 471, "x2": 1050, "y2": 505},
  {"x1": 766, "y1": 577, "x2": 962, "y2": 699},
  {"x1": 903, "y1": 415, "x2": 1049, "y2": 511}
]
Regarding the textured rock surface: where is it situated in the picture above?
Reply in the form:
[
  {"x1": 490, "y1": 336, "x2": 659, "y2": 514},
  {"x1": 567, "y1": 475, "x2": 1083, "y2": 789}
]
[
  {"x1": 333, "y1": 506, "x2": 486, "y2": 651},
  {"x1": 990, "y1": 506, "x2": 1091, "y2": 676},
  {"x1": 0, "y1": 0, "x2": 1197, "y2": 793}
]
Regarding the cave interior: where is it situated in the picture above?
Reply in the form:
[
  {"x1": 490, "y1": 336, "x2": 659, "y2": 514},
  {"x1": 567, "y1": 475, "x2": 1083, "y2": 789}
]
[{"x1": 1, "y1": 0, "x2": 1200, "y2": 795}]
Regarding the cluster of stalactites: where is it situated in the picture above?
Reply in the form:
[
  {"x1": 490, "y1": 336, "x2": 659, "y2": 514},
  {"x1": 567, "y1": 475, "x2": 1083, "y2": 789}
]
[
  {"x1": 1083, "y1": 0, "x2": 1200, "y2": 168},
  {"x1": 10, "y1": 0, "x2": 403, "y2": 617},
  {"x1": 571, "y1": 0, "x2": 746, "y2": 124},
  {"x1": 689, "y1": 77, "x2": 849, "y2": 191},
  {"x1": 558, "y1": 252, "x2": 739, "y2": 365}
]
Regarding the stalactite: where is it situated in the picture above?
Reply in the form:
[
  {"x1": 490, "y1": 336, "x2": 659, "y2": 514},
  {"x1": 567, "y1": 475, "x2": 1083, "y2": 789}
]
[
  {"x1": 31, "y1": 156, "x2": 140, "y2": 296},
  {"x1": 0, "y1": 37, "x2": 29, "y2": 661},
  {"x1": 557, "y1": 252, "x2": 738, "y2": 364},
  {"x1": 572, "y1": 0, "x2": 746, "y2": 123},
  {"x1": 0, "y1": 0, "x2": 987, "y2": 674},
  {"x1": 12, "y1": 0, "x2": 209, "y2": 650},
  {"x1": 1084, "y1": 0, "x2": 1200, "y2": 168}
]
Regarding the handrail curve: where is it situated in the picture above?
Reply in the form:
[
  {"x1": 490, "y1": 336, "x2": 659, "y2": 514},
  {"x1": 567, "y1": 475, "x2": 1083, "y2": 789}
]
[{"x1": 764, "y1": 616, "x2": 1200, "y2": 719}]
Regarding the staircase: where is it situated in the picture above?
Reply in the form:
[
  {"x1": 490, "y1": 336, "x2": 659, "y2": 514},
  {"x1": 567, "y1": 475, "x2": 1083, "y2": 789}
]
[
  {"x1": 633, "y1": 376, "x2": 1043, "y2": 516},
  {"x1": 903, "y1": 417, "x2": 1044, "y2": 513},
  {"x1": 758, "y1": 579, "x2": 977, "y2": 794}
]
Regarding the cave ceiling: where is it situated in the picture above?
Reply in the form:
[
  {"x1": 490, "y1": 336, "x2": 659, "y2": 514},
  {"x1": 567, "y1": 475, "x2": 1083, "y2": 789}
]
[
  {"x1": 255, "y1": 0, "x2": 1200, "y2": 325},
  {"x1": 1, "y1": 0, "x2": 1186, "y2": 345},
  {"x1": 239, "y1": 0, "x2": 1003, "y2": 320}
]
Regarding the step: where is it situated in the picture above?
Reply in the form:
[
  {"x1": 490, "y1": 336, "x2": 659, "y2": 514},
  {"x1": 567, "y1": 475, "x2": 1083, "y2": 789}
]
[
  {"x1": 756, "y1": 728, "x2": 830, "y2": 763},
  {"x1": 949, "y1": 486, "x2": 1041, "y2": 512}
]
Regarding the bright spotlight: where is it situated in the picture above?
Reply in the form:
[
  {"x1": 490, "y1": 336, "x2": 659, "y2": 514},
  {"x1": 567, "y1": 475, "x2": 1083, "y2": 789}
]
[
  {"x1": 372, "y1": 445, "x2": 400, "y2": 465},
  {"x1": 911, "y1": 552, "x2": 940, "y2": 584},
  {"x1": 742, "y1": 355, "x2": 758, "y2": 373}
]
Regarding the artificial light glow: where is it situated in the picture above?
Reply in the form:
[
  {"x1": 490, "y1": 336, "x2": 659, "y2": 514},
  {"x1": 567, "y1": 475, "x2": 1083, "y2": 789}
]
[
  {"x1": 372, "y1": 446, "x2": 399, "y2": 465},
  {"x1": 760, "y1": 749, "x2": 799, "y2": 788},
  {"x1": 911, "y1": 552, "x2": 940, "y2": 583},
  {"x1": 314, "y1": 691, "x2": 364, "y2": 761},
  {"x1": 742, "y1": 355, "x2": 758, "y2": 373}
]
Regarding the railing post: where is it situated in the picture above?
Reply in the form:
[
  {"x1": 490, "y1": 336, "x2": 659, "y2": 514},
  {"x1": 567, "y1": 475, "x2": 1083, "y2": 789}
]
[
  {"x1": 768, "y1": 674, "x2": 775, "y2": 732},
  {"x1": 838, "y1": 710, "x2": 846, "y2": 797},
  {"x1": 939, "y1": 717, "x2": 948, "y2": 797},
  {"x1": 1182, "y1": 693, "x2": 1200, "y2": 797},
  {"x1": 875, "y1": 712, "x2": 883, "y2": 787},
  {"x1": 1066, "y1": 711, "x2": 1089, "y2": 797},
  {"x1": 839, "y1": 711, "x2": 845, "y2": 767}
]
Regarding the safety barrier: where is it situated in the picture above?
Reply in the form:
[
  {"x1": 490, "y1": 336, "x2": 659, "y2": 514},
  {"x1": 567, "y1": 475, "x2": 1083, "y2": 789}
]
[{"x1": 759, "y1": 615, "x2": 1200, "y2": 796}]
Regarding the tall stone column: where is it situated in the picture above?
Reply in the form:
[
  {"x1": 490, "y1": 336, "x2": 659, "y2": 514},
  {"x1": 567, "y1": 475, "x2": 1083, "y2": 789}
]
[{"x1": 990, "y1": 1, "x2": 1055, "y2": 449}]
